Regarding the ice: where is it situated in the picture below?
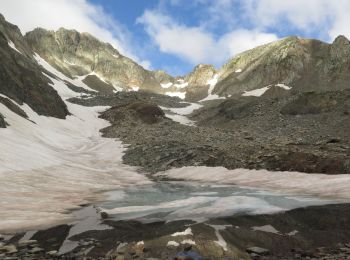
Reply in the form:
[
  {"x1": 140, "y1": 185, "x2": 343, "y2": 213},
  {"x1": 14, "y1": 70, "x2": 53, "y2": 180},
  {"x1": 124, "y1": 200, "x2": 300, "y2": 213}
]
[
  {"x1": 207, "y1": 224, "x2": 231, "y2": 251},
  {"x1": 287, "y1": 230, "x2": 298, "y2": 236},
  {"x1": 200, "y1": 74, "x2": 225, "y2": 101},
  {"x1": 173, "y1": 81, "x2": 189, "y2": 89},
  {"x1": 166, "y1": 196, "x2": 284, "y2": 221},
  {"x1": 251, "y1": 225, "x2": 280, "y2": 235},
  {"x1": 59, "y1": 206, "x2": 112, "y2": 254},
  {"x1": 8, "y1": 40, "x2": 22, "y2": 54},
  {"x1": 168, "y1": 103, "x2": 203, "y2": 116},
  {"x1": 131, "y1": 86, "x2": 140, "y2": 92},
  {"x1": 161, "y1": 82, "x2": 173, "y2": 88},
  {"x1": 167, "y1": 241, "x2": 180, "y2": 247},
  {"x1": 276, "y1": 83, "x2": 292, "y2": 90},
  {"x1": 243, "y1": 83, "x2": 292, "y2": 97},
  {"x1": 165, "y1": 113, "x2": 195, "y2": 126},
  {"x1": 181, "y1": 239, "x2": 195, "y2": 245},
  {"x1": 165, "y1": 91, "x2": 186, "y2": 99},
  {"x1": 161, "y1": 102, "x2": 202, "y2": 126},
  {"x1": 242, "y1": 86, "x2": 271, "y2": 97},
  {"x1": 171, "y1": 228, "x2": 193, "y2": 236}
]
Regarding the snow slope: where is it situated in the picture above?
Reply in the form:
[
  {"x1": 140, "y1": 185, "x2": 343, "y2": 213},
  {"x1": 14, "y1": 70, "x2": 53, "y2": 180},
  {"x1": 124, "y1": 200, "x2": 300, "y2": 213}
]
[
  {"x1": 0, "y1": 55, "x2": 151, "y2": 232},
  {"x1": 158, "y1": 166, "x2": 350, "y2": 200},
  {"x1": 242, "y1": 84, "x2": 292, "y2": 97}
]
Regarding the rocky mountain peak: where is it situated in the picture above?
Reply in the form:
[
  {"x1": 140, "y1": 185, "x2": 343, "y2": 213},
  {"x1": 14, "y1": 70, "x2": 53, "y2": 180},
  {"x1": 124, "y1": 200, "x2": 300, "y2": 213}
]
[
  {"x1": 330, "y1": 35, "x2": 350, "y2": 62},
  {"x1": 332, "y1": 35, "x2": 350, "y2": 46},
  {"x1": 25, "y1": 27, "x2": 162, "y2": 92},
  {"x1": 185, "y1": 64, "x2": 216, "y2": 86}
]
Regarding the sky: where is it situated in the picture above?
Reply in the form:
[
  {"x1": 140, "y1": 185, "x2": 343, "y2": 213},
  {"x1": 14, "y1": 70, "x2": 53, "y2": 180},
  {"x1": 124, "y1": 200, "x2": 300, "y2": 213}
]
[{"x1": 1, "y1": 0, "x2": 350, "y2": 75}]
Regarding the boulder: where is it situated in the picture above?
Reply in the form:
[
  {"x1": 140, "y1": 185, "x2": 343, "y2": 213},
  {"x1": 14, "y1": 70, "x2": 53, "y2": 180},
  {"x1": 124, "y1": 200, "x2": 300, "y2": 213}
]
[{"x1": 246, "y1": 246, "x2": 269, "y2": 256}]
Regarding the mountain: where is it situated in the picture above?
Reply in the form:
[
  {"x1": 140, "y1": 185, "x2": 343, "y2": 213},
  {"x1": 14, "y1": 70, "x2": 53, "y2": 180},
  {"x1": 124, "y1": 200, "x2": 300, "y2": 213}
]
[
  {"x1": 0, "y1": 14, "x2": 68, "y2": 120},
  {"x1": 213, "y1": 36, "x2": 350, "y2": 97},
  {"x1": 25, "y1": 27, "x2": 165, "y2": 93}
]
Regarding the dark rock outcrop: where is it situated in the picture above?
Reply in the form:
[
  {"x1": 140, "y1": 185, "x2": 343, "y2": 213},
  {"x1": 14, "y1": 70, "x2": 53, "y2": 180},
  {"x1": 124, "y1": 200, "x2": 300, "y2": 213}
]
[
  {"x1": 0, "y1": 14, "x2": 68, "y2": 118},
  {"x1": 0, "y1": 96, "x2": 28, "y2": 118},
  {"x1": 0, "y1": 113, "x2": 6, "y2": 128},
  {"x1": 100, "y1": 101, "x2": 165, "y2": 125}
]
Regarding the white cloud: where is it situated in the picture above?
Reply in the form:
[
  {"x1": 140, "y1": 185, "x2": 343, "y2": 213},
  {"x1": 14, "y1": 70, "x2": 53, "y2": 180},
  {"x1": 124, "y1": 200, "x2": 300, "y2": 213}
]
[
  {"x1": 244, "y1": 0, "x2": 350, "y2": 41},
  {"x1": 219, "y1": 29, "x2": 278, "y2": 57},
  {"x1": 0, "y1": 0, "x2": 151, "y2": 68},
  {"x1": 137, "y1": 10, "x2": 278, "y2": 65}
]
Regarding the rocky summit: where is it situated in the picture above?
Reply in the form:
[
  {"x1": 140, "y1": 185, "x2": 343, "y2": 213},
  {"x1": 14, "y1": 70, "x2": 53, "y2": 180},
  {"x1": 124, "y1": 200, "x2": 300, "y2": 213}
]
[{"x1": 0, "y1": 11, "x2": 350, "y2": 260}]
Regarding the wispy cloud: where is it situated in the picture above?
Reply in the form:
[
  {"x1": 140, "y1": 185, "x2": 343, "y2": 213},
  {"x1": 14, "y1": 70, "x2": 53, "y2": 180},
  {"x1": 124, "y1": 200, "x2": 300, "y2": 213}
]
[{"x1": 137, "y1": 9, "x2": 277, "y2": 66}]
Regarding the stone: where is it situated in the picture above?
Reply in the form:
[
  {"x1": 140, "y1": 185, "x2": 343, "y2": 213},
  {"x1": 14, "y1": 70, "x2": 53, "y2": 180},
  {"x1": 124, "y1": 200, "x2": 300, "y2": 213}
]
[
  {"x1": 18, "y1": 240, "x2": 37, "y2": 247},
  {"x1": 100, "y1": 211, "x2": 109, "y2": 219},
  {"x1": 246, "y1": 247, "x2": 270, "y2": 256},
  {"x1": 0, "y1": 245, "x2": 18, "y2": 254},
  {"x1": 117, "y1": 243, "x2": 128, "y2": 255},
  {"x1": 29, "y1": 247, "x2": 44, "y2": 254},
  {"x1": 47, "y1": 250, "x2": 58, "y2": 256}
]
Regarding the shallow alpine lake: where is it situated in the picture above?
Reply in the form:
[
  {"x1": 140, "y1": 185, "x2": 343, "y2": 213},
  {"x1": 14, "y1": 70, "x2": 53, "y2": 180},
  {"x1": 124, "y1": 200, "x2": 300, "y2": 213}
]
[{"x1": 98, "y1": 181, "x2": 337, "y2": 223}]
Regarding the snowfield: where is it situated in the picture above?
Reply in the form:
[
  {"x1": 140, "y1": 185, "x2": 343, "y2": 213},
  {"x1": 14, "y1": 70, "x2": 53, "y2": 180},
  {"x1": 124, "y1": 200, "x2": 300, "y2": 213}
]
[
  {"x1": 158, "y1": 166, "x2": 350, "y2": 200},
  {"x1": 0, "y1": 55, "x2": 151, "y2": 232},
  {"x1": 242, "y1": 83, "x2": 292, "y2": 97}
]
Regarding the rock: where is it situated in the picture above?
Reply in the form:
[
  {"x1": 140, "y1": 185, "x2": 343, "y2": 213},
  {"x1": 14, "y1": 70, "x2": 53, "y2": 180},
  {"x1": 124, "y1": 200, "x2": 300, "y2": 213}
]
[
  {"x1": 0, "y1": 114, "x2": 6, "y2": 128},
  {"x1": 117, "y1": 243, "x2": 128, "y2": 255},
  {"x1": 183, "y1": 244, "x2": 192, "y2": 252},
  {"x1": 0, "y1": 245, "x2": 17, "y2": 254},
  {"x1": 79, "y1": 240, "x2": 94, "y2": 246},
  {"x1": 246, "y1": 247, "x2": 270, "y2": 256},
  {"x1": 18, "y1": 239, "x2": 37, "y2": 247},
  {"x1": 100, "y1": 211, "x2": 109, "y2": 219},
  {"x1": 47, "y1": 250, "x2": 58, "y2": 256},
  {"x1": 29, "y1": 247, "x2": 44, "y2": 254},
  {"x1": 327, "y1": 138, "x2": 341, "y2": 144}
]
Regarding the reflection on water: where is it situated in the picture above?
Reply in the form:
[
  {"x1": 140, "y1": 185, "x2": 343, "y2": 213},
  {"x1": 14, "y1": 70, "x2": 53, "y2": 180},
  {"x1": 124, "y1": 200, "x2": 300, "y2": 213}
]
[{"x1": 99, "y1": 181, "x2": 335, "y2": 223}]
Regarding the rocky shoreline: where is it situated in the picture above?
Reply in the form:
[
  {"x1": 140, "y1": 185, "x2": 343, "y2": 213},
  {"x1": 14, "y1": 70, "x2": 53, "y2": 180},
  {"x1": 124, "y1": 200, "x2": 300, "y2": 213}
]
[{"x1": 1, "y1": 204, "x2": 350, "y2": 259}]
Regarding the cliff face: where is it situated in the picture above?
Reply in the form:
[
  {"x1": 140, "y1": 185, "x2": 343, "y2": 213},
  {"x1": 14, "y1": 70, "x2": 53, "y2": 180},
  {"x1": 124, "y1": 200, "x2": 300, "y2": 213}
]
[
  {"x1": 213, "y1": 36, "x2": 350, "y2": 97},
  {"x1": 0, "y1": 14, "x2": 68, "y2": 118},
  {"x1": 25, "y1": 28, "x2": 163, "y2": 92}
]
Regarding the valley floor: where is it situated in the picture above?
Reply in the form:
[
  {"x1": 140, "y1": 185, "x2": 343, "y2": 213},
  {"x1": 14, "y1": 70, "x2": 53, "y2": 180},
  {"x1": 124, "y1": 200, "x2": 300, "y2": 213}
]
[{"x1": 1, "y1": 59, "x2": 350, "y2": 259}]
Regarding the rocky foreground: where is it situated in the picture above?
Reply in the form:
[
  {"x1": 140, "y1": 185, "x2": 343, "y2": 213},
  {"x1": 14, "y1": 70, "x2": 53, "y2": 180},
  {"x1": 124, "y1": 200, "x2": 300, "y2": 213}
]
[{"x1": 1, "y1": 204, "x2": 350, "y2": 259}]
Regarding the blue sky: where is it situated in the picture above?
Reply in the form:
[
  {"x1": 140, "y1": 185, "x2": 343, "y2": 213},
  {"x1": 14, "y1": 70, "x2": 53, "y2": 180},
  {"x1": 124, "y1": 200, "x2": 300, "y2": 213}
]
[{"x1": 1, "y1": 0, "x2": 350, "y2": 76}]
